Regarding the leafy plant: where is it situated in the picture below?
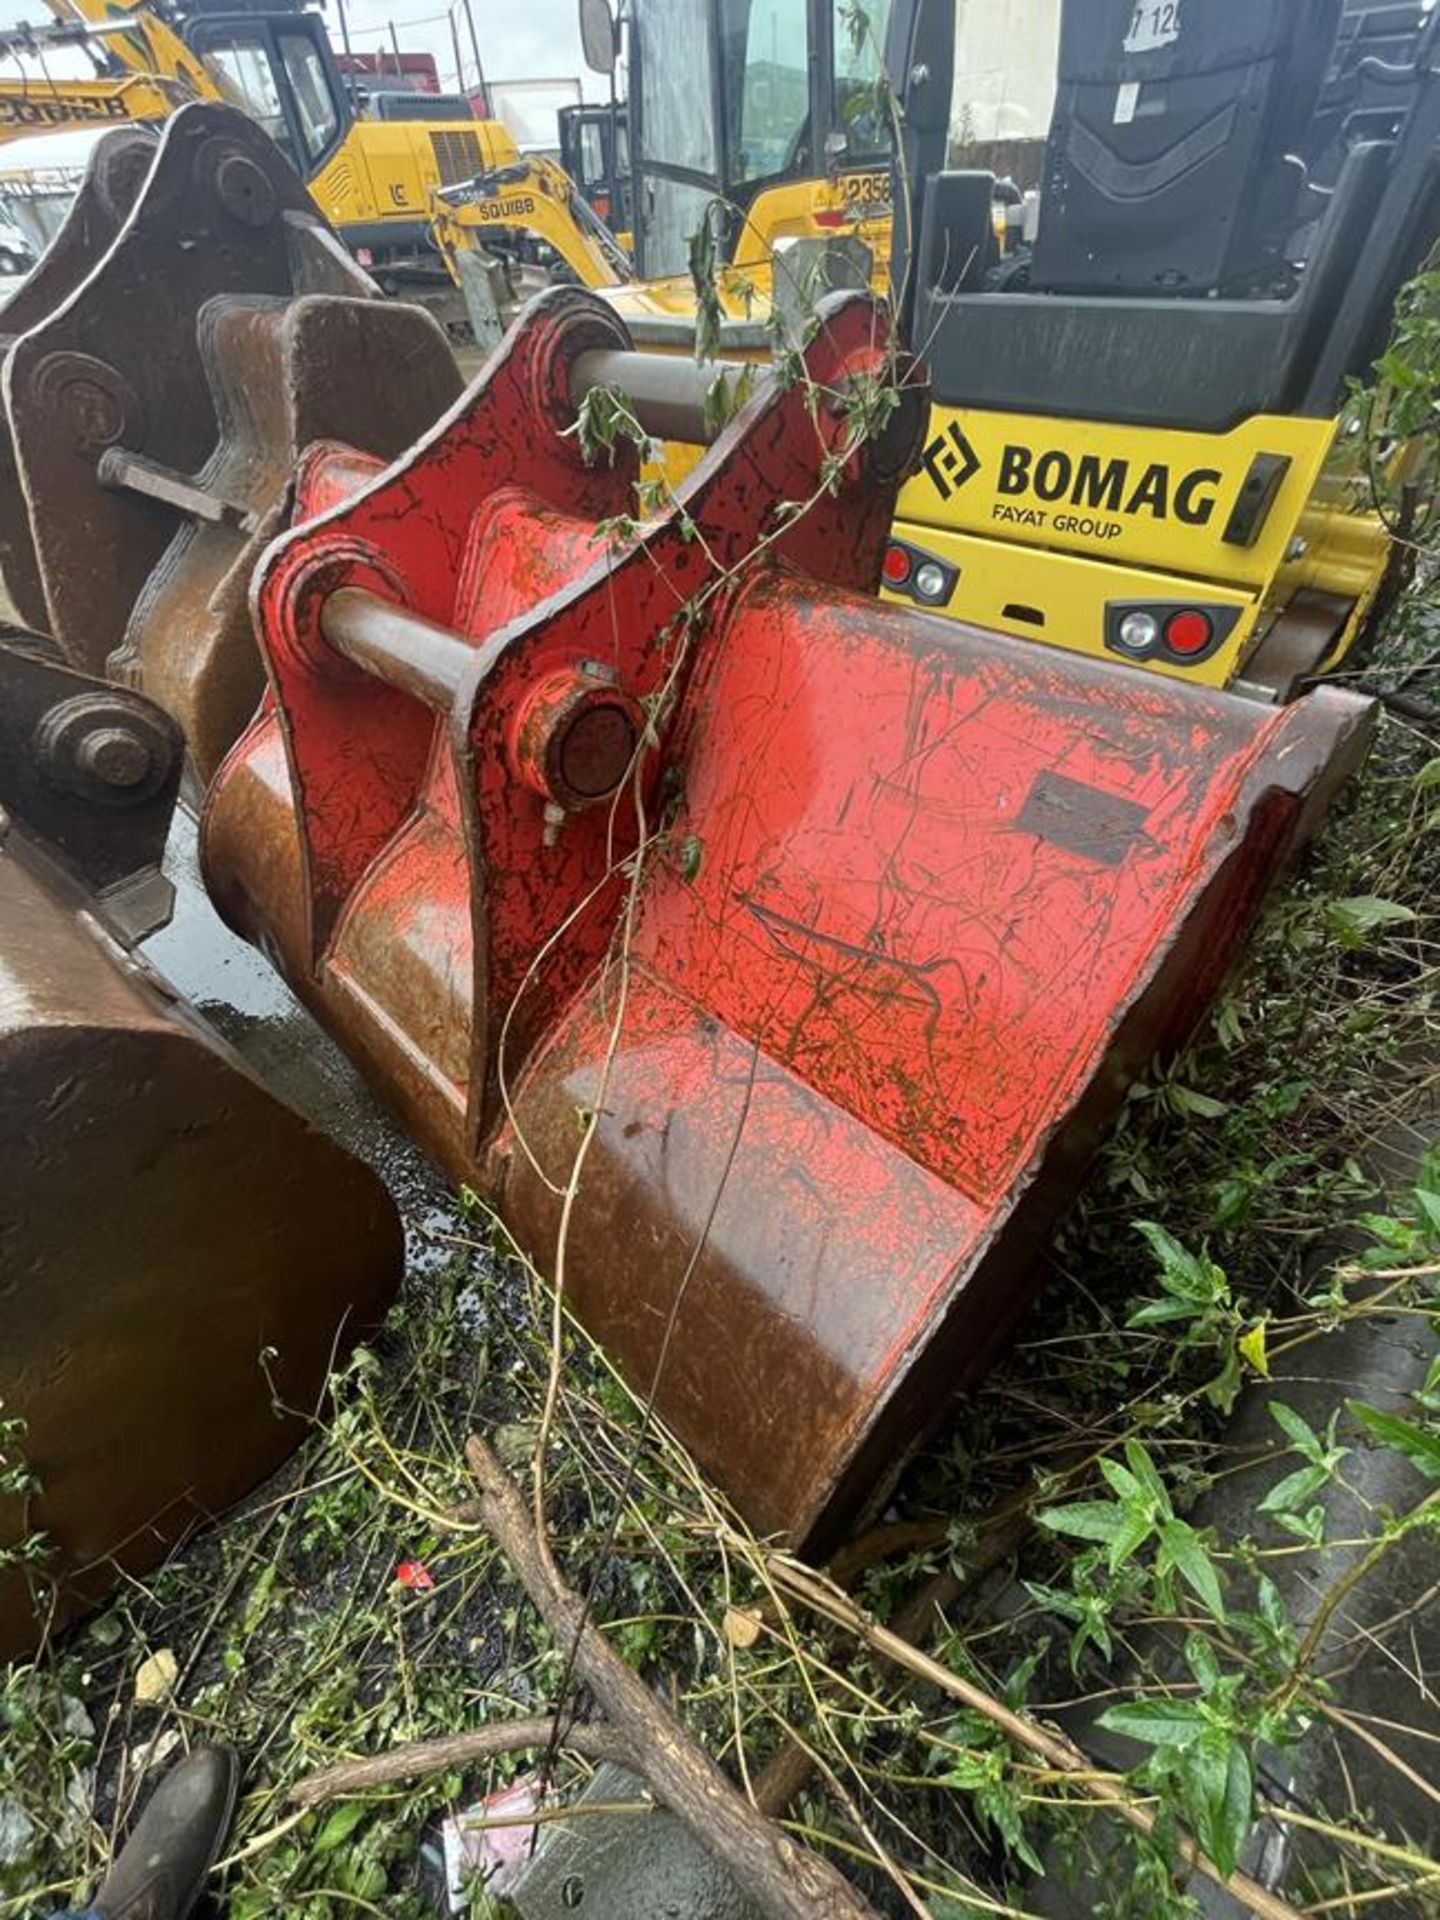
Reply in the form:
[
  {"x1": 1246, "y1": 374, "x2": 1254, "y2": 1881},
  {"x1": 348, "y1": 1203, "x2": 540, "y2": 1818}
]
[
  {"x1": 1126, "y1": 1224, "x2": 1251, "y2": 1411},
  {"x1": 1098, "y1": 1638, "x2": 1258, "y2": 1879},
  {"x1": 1257, "y1": 1403, "x2": 1350, "y2": 1535}
]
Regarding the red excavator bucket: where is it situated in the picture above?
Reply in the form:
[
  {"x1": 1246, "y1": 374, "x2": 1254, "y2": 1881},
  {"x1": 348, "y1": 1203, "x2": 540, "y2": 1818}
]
[
  {"x1": 203, "y1": 286, "x2": 1373, "y2": 1547},
  {"x1": 0, "y1": 641, "x2": 403, "y2": 1658}
]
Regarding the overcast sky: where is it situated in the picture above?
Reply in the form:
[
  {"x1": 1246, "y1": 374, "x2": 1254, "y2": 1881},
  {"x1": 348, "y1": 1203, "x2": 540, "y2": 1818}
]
[
  {"x1": 0, "y1": 0, "x2": 604, "y2": 102},
  {"x1": 325, "y1": 0, "x2": 597, "y2": 94}
]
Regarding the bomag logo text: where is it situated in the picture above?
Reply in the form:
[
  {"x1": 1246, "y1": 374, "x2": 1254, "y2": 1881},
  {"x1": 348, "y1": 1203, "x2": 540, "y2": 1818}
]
[
  {"x1": 0, "y1": 97, "x2": 130, "y2": 127},
  {"x1": 997, "y1": 445, "x2": 1221, "y2": 526}
]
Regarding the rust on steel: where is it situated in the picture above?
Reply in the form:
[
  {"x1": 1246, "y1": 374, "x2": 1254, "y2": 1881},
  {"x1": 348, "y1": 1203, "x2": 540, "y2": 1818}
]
[
  {"x1": 120, "y1": 288, "x2": 460, "y2": 780},
  {"x1": 0, "y1": 125, "x2": 157, "y2": 629},
  {"x1": 204, "y1": 287, "x2": 1374, "y2": 1548},
  {"x1": 0, "y1": 641, "x2": 403, "y2": 1657},
  {"x1": 2, "y1": 100, "x2": 461, "y2": 779}
]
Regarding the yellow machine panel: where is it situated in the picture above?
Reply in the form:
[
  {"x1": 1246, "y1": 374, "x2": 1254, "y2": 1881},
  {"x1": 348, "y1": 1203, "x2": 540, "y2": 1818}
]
[
  {"x1": 898, "y1": 406, "x2": 1342, "y2": 591},
  {"x1": 730, "y1": 169, "x2": 894, "y2": 279},
  {"x1": 312, "y1": 117, "x2": 517, "y2": 228},
  {"x1": 889, "y1": 405, "x2": 1397, "y2": 686},
  {"x1": 881, "y1": 520, "x2": 1262, "y2": 687}
]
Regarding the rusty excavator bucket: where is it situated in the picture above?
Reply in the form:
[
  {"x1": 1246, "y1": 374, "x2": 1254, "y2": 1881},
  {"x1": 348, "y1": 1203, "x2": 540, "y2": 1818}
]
[
  {"x1": 0, "y1": 639, "x2": 403, "y2": 1659},
  {"x1": 0, "y1": 125, "x2": 157, "y2": 631},
  {"x1": 200, "y1": 285, "x2": 1376, "y2": 1548},
  {"x1": 0, "y1": 102, "x2": 460, "y2": 780}
]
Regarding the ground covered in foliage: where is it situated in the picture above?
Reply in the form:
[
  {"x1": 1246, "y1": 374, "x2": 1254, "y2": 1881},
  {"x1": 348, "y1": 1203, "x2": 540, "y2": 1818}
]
[
  {"x1": 2, "y1": 613, "x2": 1436, "y2": 1918},
  {"x1": 4, "y1": 340, "x2": 1440, "y2": 1914}
]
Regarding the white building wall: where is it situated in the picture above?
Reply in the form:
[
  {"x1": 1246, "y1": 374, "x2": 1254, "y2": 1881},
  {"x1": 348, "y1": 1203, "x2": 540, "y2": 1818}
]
[{"x1": 951, "y1": 0, "x2": 1062, "y2": 146}]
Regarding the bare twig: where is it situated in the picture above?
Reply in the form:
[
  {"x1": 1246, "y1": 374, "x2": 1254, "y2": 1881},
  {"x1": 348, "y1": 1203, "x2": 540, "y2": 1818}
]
[
  {"x1": 290, "y1": 1718, "x2": 631, "y2": 1805},
  {"x1": 1314, "y1": 1699, "x2": 1440, "y2": 1812},
  {"x1": 1260, "y1": 1804, "x2": 1439, "y2": 1882},
  {"x1": 1292, "y1": 1491, "x2": 1440, "y2": 1677}
]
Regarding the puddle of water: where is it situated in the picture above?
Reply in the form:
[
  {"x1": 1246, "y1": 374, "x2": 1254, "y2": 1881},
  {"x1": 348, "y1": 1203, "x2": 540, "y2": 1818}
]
[
  {"x1": 143, "y1": 806, "x2": 458, "y2": 1247},
  {"x1": 144, "y1": 805, "x2": 296, "y2": 1021}
]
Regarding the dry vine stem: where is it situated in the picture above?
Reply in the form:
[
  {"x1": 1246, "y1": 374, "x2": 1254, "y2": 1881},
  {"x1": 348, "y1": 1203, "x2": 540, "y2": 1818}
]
[
  {"x1": 290, "y1": 1719, "x2": 631, "y2": 1805},
  {"x1": 755, "y1": 1495, "x2": 1039, "y2": 1818},
  {"x1": 459, "y1": 1435, "x2": 884, "y2": 1920},
  {"x1": 759, "y1": 1551, "x2": 1311, "y2": 1920}
]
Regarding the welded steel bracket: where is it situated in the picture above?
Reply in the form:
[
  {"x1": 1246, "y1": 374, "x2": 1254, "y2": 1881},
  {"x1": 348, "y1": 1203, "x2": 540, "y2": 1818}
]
[
  {"x1": 0, "y1": 632, "x2": 181, "y2": 940},
  {"x1": 0, "y1": 125, "x2": 157, "y2": 630},
  {"x1": 118, "y1": 288, "x2": 461, "y2": 780}
]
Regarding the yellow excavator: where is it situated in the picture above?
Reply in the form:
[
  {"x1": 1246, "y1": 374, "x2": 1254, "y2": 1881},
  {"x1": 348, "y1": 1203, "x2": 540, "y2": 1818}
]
[
  {"x1": 432, "y1": 0, "x2": 913, "y2": 312},
  {"x1": 0, "y1": 0, "x2": 629, "y2": 309}
]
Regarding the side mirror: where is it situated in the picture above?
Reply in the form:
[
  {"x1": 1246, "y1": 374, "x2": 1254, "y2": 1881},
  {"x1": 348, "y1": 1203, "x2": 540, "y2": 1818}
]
[{"x1": 579, "y1": 0, "x2": 615, "y2": 74}]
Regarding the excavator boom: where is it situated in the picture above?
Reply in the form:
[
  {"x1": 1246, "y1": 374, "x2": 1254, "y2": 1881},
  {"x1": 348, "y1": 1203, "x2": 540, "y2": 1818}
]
[
  {"x1": 432, "y1": 149, "x2": 630, "y2": 296},
  {"x1": 0, "y1": 0, "x2": 220, "y2": 139},
  {"x1": 0, "y1": 70, "x2": 199, "y2": 140}
]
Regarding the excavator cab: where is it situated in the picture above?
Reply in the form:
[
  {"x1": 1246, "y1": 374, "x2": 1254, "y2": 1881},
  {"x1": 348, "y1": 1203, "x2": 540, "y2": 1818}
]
[
  {"x1": 183, "y1": 4, "x2": 349, "y2": 182},
  {"x1": 178, "y1": 0, "x2": 518, "y2": 318},
  {"x1": 559, "y1": 100, "x2": 630, "y2": 238},
  {"x1": 613, "y1": 0, "x2": 899, "y2": 285}
]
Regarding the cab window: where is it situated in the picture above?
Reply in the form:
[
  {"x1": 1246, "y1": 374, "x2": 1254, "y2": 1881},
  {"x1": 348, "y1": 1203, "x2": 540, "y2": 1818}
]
[
  {"x1": 206, "y1": 35, "x2": 293, "y2": 166},
  {"x1": 278, "y1": 31, "x2": 341, "y2": 165},
  {"x1": 637, "y1": 0, "x2": 718, "y2": 176},
  {"x1": 722, "y1": 0, "x2": 810, "y2": 186},
  {"x1": 833, "y1": 0, "x2": 893, "y2": 161},
  {"x1": 579, "y1": 118, "x2": 605, "y2": 188}
]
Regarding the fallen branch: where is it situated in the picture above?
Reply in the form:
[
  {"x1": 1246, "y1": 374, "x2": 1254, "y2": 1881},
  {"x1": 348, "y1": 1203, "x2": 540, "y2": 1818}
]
[
  {"x1": 291, "y1": 1718, "x2": 631, "y2": 1805},
  {"x1": 464, "y1": 1434, "x2": 883, "y2": 1920},
  {"x1": 760, "y1": 1550, "x2": 1310, "y2": 1920}
]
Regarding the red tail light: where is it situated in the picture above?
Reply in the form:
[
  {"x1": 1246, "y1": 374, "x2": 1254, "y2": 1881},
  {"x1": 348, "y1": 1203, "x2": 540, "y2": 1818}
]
[
  {"x1": 882, "y1": 542, "x2": 912, "y2": 586},
  {"x1": 1105, "y1": 599, "x2": 1238, "y2": 666},
  {"x1": 1164, "y1": 610, "x2": 1214, "y2": 657}
]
